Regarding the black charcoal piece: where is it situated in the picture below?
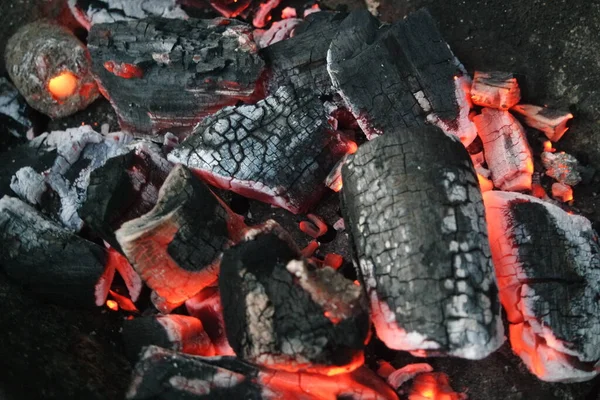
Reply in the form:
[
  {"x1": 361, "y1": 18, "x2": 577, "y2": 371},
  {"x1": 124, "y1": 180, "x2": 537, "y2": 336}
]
[
  {"x1": 341, "y1": 125, "x2": 503, "y2": 359},
  {"x1": 116, "y1": 164, "x2": 234, "y2": 313},
  {"x1": 483, "y1": 191, "x2": 600, "y2": 383},
  {"x1": 68, "y1": 0, "x2": 189, "y2": 30},
  {"x1": 5, "y1": 21, "x2": 99, "y2": 118},
  {"x1": 88, "y1": 17, "x2": 265, "y2": 138},
  {"x1": 0, "y1": 196, "x2": 107, "y2": 306},
  {"x1": 0, "y1": 77, "x2": 35, "y2": 139},
  {"x1": 123, "y1": 314, "x2": 215, "y2": 361},
  {"x1": 79, "y1": 141, "x2": 172, "y2": 252},
  {"x1": 327, "y1": 9, "x2": 476, "y2": 145},
  {"x1": 219, "y1": 230, "x2": 369, "y2": 374},
  {"x1": 168, "y1": 85, "x2": 347, "y2": 214},
  {"x1": 261, "y1": 11, "x2": 347, "y2": 96},
  {"x1": 126, "y1": 346, "x2": 398, "y2": 399}
]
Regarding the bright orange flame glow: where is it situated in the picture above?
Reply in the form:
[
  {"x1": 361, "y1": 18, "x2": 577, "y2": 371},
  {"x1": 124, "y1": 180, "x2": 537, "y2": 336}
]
[
  {"x1": 48, "y1": 72, "x2": 78, "y2": 100},
  {"x1": 543, "y1": 141, "x2": 554, "y2": 153},
  {"x1": 106, "y1": 299, "x2": 119, "y2": 311}
]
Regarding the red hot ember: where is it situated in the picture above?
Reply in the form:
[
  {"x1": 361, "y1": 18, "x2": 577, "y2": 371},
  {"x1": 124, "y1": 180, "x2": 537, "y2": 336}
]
[
  {"x1": 471, "y1": 71, "x2": 521, "y2": 110},
  {"x1": 512, "y1": 104, "x2": 574, "y2": 142}
]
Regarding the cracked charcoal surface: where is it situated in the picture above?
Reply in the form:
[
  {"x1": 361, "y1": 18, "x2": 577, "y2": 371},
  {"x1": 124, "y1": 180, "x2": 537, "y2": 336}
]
[
  {"x1": 327, "y1": 9, "x2": 468, "y2": 140},
  {"x1": 0, "y1": 196, "x2": 106, "y2": 306},
  {"x1": 116, "y1": 164, "x2": 230, "y2": 309},
  {"x1": 484, "y1": 191, "x2": 600, "y2": 382},
  {"x1": 79, "y1": 142, "x2": 172, "y2": 252},
  {"x1": 0, "y1": 77, "x2": 35, "y2": 139},
  {"x1": 87, "y1": 17, "x2": 265, "y2": 138},
  {"x1": 341, "y1": 126, "x2": 503, "y2": 359},
  {"x1": 168, "y1": 85, "x2": 345, "y2": 214},
  {"x1": 260, "y1": 11, "x2": 347, "y2": 96},
  {"x1": 219, "y1": 231, "x2": 369, "y2": 373}
]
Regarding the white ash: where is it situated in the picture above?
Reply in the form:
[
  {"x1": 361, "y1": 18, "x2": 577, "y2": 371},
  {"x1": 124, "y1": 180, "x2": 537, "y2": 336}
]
[{"x1": 10, "y1": 167, "x2": 47, "y2": 205}]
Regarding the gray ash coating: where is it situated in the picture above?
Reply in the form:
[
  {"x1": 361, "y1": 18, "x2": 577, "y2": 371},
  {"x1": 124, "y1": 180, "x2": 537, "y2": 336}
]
[{"x1": 341, "y1": 126, "x2": 503, "y2": 359}]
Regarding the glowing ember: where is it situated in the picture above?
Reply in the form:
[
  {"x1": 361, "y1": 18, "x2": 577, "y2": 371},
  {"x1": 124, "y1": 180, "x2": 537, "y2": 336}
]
[
  {"x1": 48, "y1": 72, "x2": 78, "y2": 100},
  {"x1": 253, "y1": 0, "x2": 281, "y2": 28},
  {"x1": 281, "y1": 6, "x2": 297, "y2": 19},
  {"x1": 103, "y1": 61, "x2": 144, "y2": 79},
  {"x1": 323, "y1": 253, "x2": 344, "y2": 270},
  {"x1": 512, "y1": 104, "x2": 574, "y2": 142},
  {"x1": 299, "y1": 214, "x2": 328, "y2": 238},
  {"x1": 471, "y1": 71, "x2": 521, "y2": 110},
  {"x1": 543, "y1": 140, "x2": 555, "y2": 153},
  {"x1": 106, "y1": 299, "x2": 119, "y2": 311},
  {"x1": 551, "y1": 182, "x2": 573, "y2": 202},
  {"x1": 408, "y1": 372, "x2": 466, "y2": 400}
]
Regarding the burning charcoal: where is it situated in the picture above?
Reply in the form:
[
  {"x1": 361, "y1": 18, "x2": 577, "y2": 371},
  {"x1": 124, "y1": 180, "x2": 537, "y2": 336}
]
[
  {"x1": 8, "y1": 125, "x2": 132, "y2": 231},
  {"x1": 470, "y1": 71, "x2": 521, "y2": 110},
  {"x1": 79, "y1": 142, "x2": 172, "y2": 251},
  {"x1": 0, "y1": 196, "x2": 108, "y2": 306},
  {"x1": 0, "y1": 78, "x2": 35, "y2": 139},
  {"x1": 541, "y1": 151, "x2": 582, "y2": 186},
  {"x1": 261, "y1": 11, "x2": 348, "y2": 96},
  {"x1": 551, "y1": 182, "x2": 573, "y2": 202},
  {"x1": 116, "y1": 165, "x2": 242, "y2": 313},
  {"x1": 512, "y1": 104, "x2": 573, "y2": 142},
  {"x1": 408, "y1": 372, "x2": 466, "y2": 400},
  {"x1": 385, "y1": 363, "x2": 433, "y2": 391},
  {"x1": 168, "y1": 86, "x2": 349, "y2": 214},
  {"x1": 341, "y1": 126, "x2": 503, "y2": 359},
  {"x1": 127, "y1": 346, "x2": 398, "y2": 399},
  {"x1": 123, "y1": 314, "x2": 215, "y2": 360},
  {"x1": 4, "y1": 21, "x2": 99, "y2": 119},
  {"x1": 253, "y1": 0, "x2": 281, "y2": 28},
  {"x1": 483, "y1": 191, "x2": 600, "y2": 382},
  {"x1": 87, "y1": 18, "x2": 265, "y2": 138},
  {"x1": 473, "y1": 108, "x2": 533, "y2": 191},
  {"x1": 68, "y1": 0, "x2": 189, "y2": 30},
  {"x1": 219, "y1": 229, "x2": 369, "y2": 374},
  {"x1": 327, "y1": 9, "x2": 477, "y2": 146},
  {"x1": 254, "y1": 18, "x2": 302, "y2": 48},
  {"x1": 209, "y1": 0, "x2": 253, "y2": 18}
]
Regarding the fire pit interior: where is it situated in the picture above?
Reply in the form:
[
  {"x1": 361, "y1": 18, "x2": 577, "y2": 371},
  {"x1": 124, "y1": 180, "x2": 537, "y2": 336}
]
[{"x1": 1, "y1": 1, "x2": 600, "y2": 399}]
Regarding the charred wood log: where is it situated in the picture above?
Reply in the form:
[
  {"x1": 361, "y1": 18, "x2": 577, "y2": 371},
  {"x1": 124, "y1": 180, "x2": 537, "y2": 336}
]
[
  {"x1": 341, "y1": 126, "x2": 503, "y2": 359},
  {"x1": 116, "y1": 164, "x2": 242, "y2": 313},
  {"x1": 123, "y1": 314, "x2": 215, "y2": 360},
  {"x1": 168, "y1": 85, "x2": 349, "y2": 214},
  {"x1": 0, "y1": 196, "x2": 107, "y2": 306},
  {"x1": 219, "y1": 228, "x2": 369, "y2": 374},
  {"x1": 127, "y1": 346, "x2": 398, "y2": 399},
  {"x1": 5, "y1": 21, "x2": 100, "y2": 119},
  {"x1": 327, "y1": 9, "x2": 477, "y2": 146},
  {"x1": 68, "y1": 0, "x2": 189, "y2": 30},
  {"x1": 483, "y1": 191, "x2": 600, "y2": 382},
  {"x1": 87, "y1": 17, "x2": 265, "y2": 138},
  {"x1": 0, "y1": 77, "x2": 35, "y2": 139},
  {"x1": 254, "y1": 18, "x2": 302, "y2": 48},
  {"x1": 79, "y1": 141, "x2": 172, "y2": 252},
  {"x1": 261, "y1": 11, "x2": 347, "y2": 96}
]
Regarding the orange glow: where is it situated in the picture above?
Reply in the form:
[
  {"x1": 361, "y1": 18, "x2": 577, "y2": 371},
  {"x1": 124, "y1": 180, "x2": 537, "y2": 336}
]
[
  {"x1": 281, "y1": 6, "x2": 297, "y2": 18},
  {"x1": 477, "y1": 173, "x2": 494, "y2": 192},
  {"x1": 551, "y1": 182, "x2": 573, "y2": 202},
  {"x1": 301, "y1": 240, "x2": 319, "y2": 257},
  {"x1": 323, "y1": 253, "x2": 343, "y2": 270},
  {"x1": 106, "y1": 299, "x2": 119, "y2": 311},
  {"x1": 346, "y1": 140, "x2": 358, "y2": 154},
  {"x1": 408, "y1": 372, "x2": 464, "y2": 400},
  {"x1": 299, "y1": 214, "x2": 328, "y2": 238},
  {"x1": 48, "y1": 72, "x2": 78, "y2": 100},
  {"x1": 531, "y1": 183, "x2": 547, "y2": 199},
  {"x1": 543, "y1": 141, "x2": 555, "y2": 153}
]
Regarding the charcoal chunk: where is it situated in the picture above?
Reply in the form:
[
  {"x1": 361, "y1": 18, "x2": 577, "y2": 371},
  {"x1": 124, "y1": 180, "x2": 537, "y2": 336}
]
[
  {"x1": 327, "y1": 9, "x2": 476, "y2": 145},
  {"x1": 88, "y1": 17, "x2": 265, "y2": 138},
  {"x1": 341, "y1": 126, "x2": 503, "y2": 359},
  {"x1": 0, "y1": 77, "x2": 35, "y2": 139},
  {"x1": 483, "y1": 191, "x2": 600, "y2": 382},
  {"x1": 219, "y1": 229, "x2": 369, "y2": 374},
  {"x1": 0, "y1": 196, "x2": 106, "y2": 306},
  {"x1": 168, "y1": 85, "x2": 347, "y2": 214}
]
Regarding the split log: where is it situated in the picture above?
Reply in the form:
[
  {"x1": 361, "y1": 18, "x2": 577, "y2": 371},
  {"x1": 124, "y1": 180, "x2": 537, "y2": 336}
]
[
  {"x1": 219, "y1": 228, "x2": 369, "y2": 374},
  {"x1": 5, "y1": 21, "x2": 99, "y2": 118},
  {"x1": 341, "y1": 125, "x2": 503, "y2": 359},
  {"x1": 483, "y1": 191, "x2": 600, "y2": 382},
  {"x1": 327, "y1": 9, "x2": 477, "y2": 146},
  {"x1": 126, "y1": 346, "x2": 398, "y2": 399},
  {"x1": 470, "y1": 71, "x2": 521, "y2": 110},
  {"x1": 0, "y1": 196, "x2": 107, "y2": 306},
  {"x1": 88, "y1": 17, "x2": 265, "y2": 138},
  {"x1": 116, "y1": 164, "x2": 242, "y2": 313},
  {"x1": 123, "y1": 314, "x2": 215, "y2": 360},
  {"x1": 511, "y1": 104, "x2": 573, "y2": 142},
  {"x1": 168, "y1": 85, "x2": 350, "y2": 214}
]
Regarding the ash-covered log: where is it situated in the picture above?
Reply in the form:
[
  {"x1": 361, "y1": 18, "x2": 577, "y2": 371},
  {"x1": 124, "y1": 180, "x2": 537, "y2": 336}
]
[
  {"x1": 473, "y1": 108, "x2": 533, "y2": 191},
  {"x1": 123, "y1": 314, "x2": 215, "y2": 360},
  {"x1": 327, "y1": 9, "x2": 477, "y2": 146},
  {"x1": 79, "y1": 141, "x2": 172, "y2": 251},
  {"x1": 219, "y1": 228, "x2": 369, "y2": 374},
  {"x1": 68, "y1": 0, "x2": 189, "y2": 30},
  {"x1": 0, "y1": 196, "x2": 108, "y2": 306},
  {"x1": 5, "y1": 21, "x2": 100, "y2": 118},
  {"x1": 116, "y1": 164, "x2": 242, "y2": 313},
  {"x1": 341, "y1": 125, "x2": 503, "y2": 359},
  {"x1": 127, "y1": 346, "x2": 398, "y2": 399},
  {"x1": 483, "y1": 191, "x2": 600, "y2": 382},
  {"x1": 261, "y1": 11, "x2": 347, "y2": 96},
  {"x1": 88, "y1": 17, "x2": 265, "y2": 138},
  {"x1": 168, "y1": 85, "x2": 350, "y2": 214}
]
